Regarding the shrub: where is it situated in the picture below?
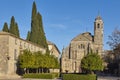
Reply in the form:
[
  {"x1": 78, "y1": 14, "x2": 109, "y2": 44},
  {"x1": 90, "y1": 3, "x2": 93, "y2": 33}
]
[
  {"x1": 62, "y1": 74, "x2": 96, "y2": 80},
  {"x1": 23, "y1": 73, "x2": 59, "y2": 79}
]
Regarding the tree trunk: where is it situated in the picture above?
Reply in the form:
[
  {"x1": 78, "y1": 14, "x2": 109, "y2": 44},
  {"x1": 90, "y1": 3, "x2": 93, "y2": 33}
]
[
  {"x1": 27, "y1": 68, "x2": 29, "y2": 74},
  {"x1": 90, "y1": 71, "x2": 94, "y2": 74},
  {"x1": 24, "y1": 68, "x2": 26, "y2": 74},
  {"x1": 39, "y1": 68, "x2": 41, "y2": 73},
  {"x1": 41, "y1": 68, "x2": 43, "y2": 73},
  {"x1": 36, "y1": 68, "x2": 38, "y2": 73}
]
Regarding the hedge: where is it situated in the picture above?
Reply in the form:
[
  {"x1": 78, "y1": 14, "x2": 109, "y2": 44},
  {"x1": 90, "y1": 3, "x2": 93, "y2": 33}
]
[
  {"x1": 62, "y1": 74, "x2": 97, "y2": 80},
  {"x1": 23, "y1": 73, "x2": 59, "y2": 79}
]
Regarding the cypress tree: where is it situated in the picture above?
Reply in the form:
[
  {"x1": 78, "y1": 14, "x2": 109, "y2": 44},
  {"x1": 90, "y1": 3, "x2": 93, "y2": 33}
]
[
  {"x1": 29, "y1": 2, "x2": 48, "y2": 49},
  {"x1": 2, "y1": 22, "x2": 9, "y2": 32},
  {"x1": 37, "y1": 13, "x2": 48, "y2": 48},
  {"x1": 32, "y1": 1, "x2": 37, "y2": 20},
  {"x1": 9, "y1": 16, "x2": 16, "y2": 35},
  {"x1": 15, "y1": 22, "x2": 20, "y2": 37},
  {"x1": 26, "y1": 31, "x2": 31, "y2": 41},
  {"x1": 9, "y1": 16, "x2": 20, "y2": 37},
  {"x1": 29, "y1": 1, "x2": 38, "y2": 43}
]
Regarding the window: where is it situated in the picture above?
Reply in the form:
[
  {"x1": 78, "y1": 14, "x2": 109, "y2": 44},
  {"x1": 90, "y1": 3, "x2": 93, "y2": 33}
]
[
  {"x1": 97, "y1": 23, "x2": 100, "y2": 28},
  {"x1": 14, "y1": 49, "x2": 17, "y2": 60},
  {"x1": 19, "y1": 41, "x2": 22, "y2": 49},
  {"x1": 83, "y1": 45, "x2": 85, "y2": 49},
  {"x1": 81, "y1": 44, "x2": 83, "y2": 49},
  {"x1": 79, "y1": 44, "x2": 85, "y2": 49}
]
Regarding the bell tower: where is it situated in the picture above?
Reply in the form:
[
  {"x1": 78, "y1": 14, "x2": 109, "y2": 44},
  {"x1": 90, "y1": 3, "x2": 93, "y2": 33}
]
[
  {"x1": 94, "y1": 16, "x2": 103, "y2": 55},
  {"x1": 94, "y1": 16, "x2": 103, "y2": 44}
]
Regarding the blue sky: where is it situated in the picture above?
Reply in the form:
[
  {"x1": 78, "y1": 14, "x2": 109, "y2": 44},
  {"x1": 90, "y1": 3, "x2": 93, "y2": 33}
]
[{"x1": 0, "y1": 0, "x2": 120, "y2": 52}]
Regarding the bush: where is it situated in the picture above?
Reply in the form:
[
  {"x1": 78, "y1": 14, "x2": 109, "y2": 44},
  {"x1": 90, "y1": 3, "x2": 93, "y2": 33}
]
[
  {"x1": 23, "y1": 73, "x2": 59, "y2": 79},
  {"x1": 62, "y1": 74, "x2": 96, "y2": 80}
]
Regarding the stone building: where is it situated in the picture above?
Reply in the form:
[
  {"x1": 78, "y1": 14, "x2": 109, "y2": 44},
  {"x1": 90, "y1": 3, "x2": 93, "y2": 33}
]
[
  {"x1": 47, "y1": 41, "x2": 60, "y2": 73},
  {"x1": 47, "y1": 41, "x2": 60, "y2": 59},
  {"x1": 0, "y1": 31, "x2": 60, "y2": 78},
  {"x1": 61, "y1": 16, "x2": 104, "y2": 73}
]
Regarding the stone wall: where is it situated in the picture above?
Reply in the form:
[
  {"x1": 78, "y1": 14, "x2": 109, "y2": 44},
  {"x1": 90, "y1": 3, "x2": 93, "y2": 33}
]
[{"x1": 0, "y1": 35, "x2": 9, "y2": 75}]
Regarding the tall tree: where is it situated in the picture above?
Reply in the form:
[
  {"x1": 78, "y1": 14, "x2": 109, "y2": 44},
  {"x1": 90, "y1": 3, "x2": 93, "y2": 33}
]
[
  {"x1": 107, "y1": 28, "x2": 120, "y2": 55},
  {"x1": 29, "y1": 2, "x2": 48, "y2": 49},
  {"x1": 9, "y1": 16, "x2": 16, "y2": 34},
  {"x1": 15, "y1": 22, "x2": 20, "y2": 37},
  {"x1": 29, "y1": 1, "x2": 38, "y2": 43},
  {"x1": 26, "y1": 31, "x2": 31, "y2": 41},
  {"x1": 9, "y1": 16, "x2": 20, "y2": 37},
  {"x1": 2, "y1": 22, "x2": 9, "y2": 32},
  {"x1": 32, "y1": 1, "x2": 37, "y2": 20},
  {"x1": 37, "y1": 12, "x2": 48, "y2": 48}
]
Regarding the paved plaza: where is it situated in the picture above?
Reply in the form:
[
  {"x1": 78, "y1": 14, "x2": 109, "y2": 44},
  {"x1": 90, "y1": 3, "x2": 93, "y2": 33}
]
[
  {"x1": 0, "y1": 79, "x2": 61, "y2": 80},
  {"x1": 0, "y1": 76, "x2": 120, "y2": 80},
  {"x1": 98, "y1": 76, "x2": 120, "y2": 80}
]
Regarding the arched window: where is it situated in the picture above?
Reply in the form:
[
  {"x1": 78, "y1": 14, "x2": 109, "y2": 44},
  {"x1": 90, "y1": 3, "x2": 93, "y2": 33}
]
[
  {"x1": 97, "y1": 23, "x2": 100, "y2": 28},
  {"x1": 81, "y1": 44, "x2": 83, "y2": 49}
]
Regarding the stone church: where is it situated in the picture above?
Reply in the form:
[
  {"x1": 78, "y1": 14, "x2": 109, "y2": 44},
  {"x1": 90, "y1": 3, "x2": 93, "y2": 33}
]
[{"x1": 61, "y1": 16, "x2": 104, "y2": 73}]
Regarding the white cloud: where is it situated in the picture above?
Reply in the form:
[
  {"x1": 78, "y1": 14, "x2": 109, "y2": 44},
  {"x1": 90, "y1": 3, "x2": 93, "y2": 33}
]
[{"x1": 50, "y1": 24, "x2": 67, "y2": 29}]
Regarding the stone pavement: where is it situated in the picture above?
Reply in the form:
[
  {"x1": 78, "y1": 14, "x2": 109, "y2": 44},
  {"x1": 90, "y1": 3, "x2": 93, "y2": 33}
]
[
  {"x1": 0, "y1": 78, "x2": 61, "y2": 80},
  {"x1": 0, "y1": 79, "x2": 61, "y2": 80},
  {"x1": 98, "y1": 76, "x2": 120, "y2": 80},
  {"x1": 0, "y1": 76, "x2": 120, "y2": 80}
]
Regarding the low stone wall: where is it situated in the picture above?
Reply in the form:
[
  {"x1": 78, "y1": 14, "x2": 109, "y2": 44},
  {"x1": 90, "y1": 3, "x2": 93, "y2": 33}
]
[{"x1": 49, "y1": 69, "x2": 59, "y2": 73}]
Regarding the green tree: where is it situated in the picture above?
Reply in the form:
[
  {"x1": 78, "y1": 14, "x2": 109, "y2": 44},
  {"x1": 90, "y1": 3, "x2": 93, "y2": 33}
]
[
  {"x1": 2, "y1": 22, "x2": 9, "y2": 32},
  {"x1": 37, "y1": 13, "x2": 48, "y2": 49},
  {"x1": 32, "y1": 1, "x2": 37, "y2": 20},
  {"x1": 9, "y1": 16, "x2": 16, "y2": 35},
  {"x1": 19, "y1": 50, "x2": 35, "y2": 73},
  {"x1": 26, "y1": 31, "x2": 31, "y2": 41},
  {"x1": 29, "y1": 2, "x2": 48, "y2": 49},
  {"x1": 19, "y1": 50, "x2": 60, "y2": 74},
  {"x1": 81, "y1": 53, "x2": 104, "y2": 74},
  {"x1": 9, "y1": 16, "x2": 20, "y2": 37},
  {"x1": 15, "y1": 22, "x2": 20, "y2": 37},
  {"x1": 29, "y1": 1, "x2": 38, "y2": 43}
]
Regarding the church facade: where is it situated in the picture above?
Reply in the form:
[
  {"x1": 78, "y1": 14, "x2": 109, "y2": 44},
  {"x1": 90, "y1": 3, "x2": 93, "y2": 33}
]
[{"x1": 61, "y1": 16, "x2": 104, "y2": 73}]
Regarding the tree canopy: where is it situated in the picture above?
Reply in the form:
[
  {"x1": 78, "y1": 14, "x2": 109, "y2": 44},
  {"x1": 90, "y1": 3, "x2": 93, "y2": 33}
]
[
  {"x1": 9, "y1": 16, "x2": 20, "y2": 37},
  {"x1": 28, "y1": 2, "x2": 48, "y2": 49},
  {"x1": 107, "y1": 28, "x2": 120, "y2": 56},
  {"x1": 26, "y1": 31, "x2": 31, "y2": 41},
  {"x1": 81, "y1": 53, "x2": 104, "y2": 74},
  {"x1": 107, "y1": 28, "x2": 120, "y2": 75},
  {"x1": 2, "y1": 22, "x2": 9, "y2": 32},
  {"x1": 18, "y1": 50, "x2": 59, "y2": 74}
]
